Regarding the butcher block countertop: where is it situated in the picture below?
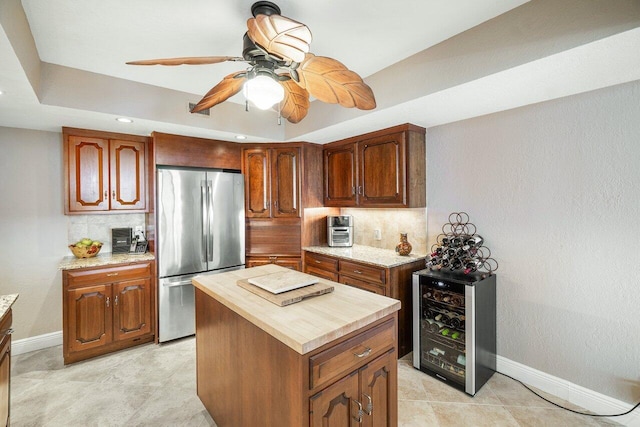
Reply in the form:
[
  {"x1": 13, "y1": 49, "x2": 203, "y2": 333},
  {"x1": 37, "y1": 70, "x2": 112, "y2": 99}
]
[
  {"x1": 303, "y1": 244, "x2": 425, "y2": 268},
  {"x1": 192, "y1": 264, "x2": 400, "y2": 355},
  {"x1": 58, "y1": 252, "x2": 155, "y2": 270}
]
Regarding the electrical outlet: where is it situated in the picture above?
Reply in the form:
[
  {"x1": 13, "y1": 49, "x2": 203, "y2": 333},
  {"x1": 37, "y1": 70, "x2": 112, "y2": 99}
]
[{"x1": 374, "y1": 229, "x2": 382, "y2": 240}]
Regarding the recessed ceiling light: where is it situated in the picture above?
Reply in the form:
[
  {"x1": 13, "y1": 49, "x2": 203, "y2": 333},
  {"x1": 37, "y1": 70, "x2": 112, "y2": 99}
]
[
  {"x1": 116, "y1": 117, "x2": 133, "y2": 123},
  {"x1": 235, "y1": 135, "x2": 247, "y2": 140},
  {"x1": 0, "y1": 90, "x2": 4, "y2": 95}
]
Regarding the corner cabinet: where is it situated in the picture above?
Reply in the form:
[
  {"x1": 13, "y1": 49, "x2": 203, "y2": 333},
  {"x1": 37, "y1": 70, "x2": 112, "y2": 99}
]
[
  {"x1": 324, "y1": 124, "x2": 426, "y2": 208},
  {"x1": 304, "y1": 251, "x2": 424, "y2": 358},
  {"x1": 62, "y1": 260, "x2": 155, "y2": 364},
  {"x1": 63, "y1": 127, "x2": 148, "y2": 214}
]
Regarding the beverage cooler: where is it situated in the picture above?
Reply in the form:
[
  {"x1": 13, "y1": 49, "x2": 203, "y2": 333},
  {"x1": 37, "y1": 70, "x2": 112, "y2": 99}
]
[{"x1": 412, "y1": 269, "x2": 496, "y2": 395}]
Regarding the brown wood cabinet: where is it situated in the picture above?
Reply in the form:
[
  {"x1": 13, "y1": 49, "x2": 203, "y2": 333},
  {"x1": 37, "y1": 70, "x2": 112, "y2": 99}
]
[
  {"x1": 304, "y1": 251, "x2": 424, "y2": 358},
  {"x1": 323, "y1": 124, "x2": 426, "y2": 208},
  {"x1": 62, "y1": 261, "x2": 155, "y2": 364},
  {"x1": 243, "y1": 143, "x2": 329, "y2": 270},
  {"x1": 0, "y1": 309, "x2": 12, "y2": 427},
  {"x1": 246, "y1": 256, "x2": 302, "y2": 271},
  {"x1": 64, "y1": 127, "x2": 148, "y2": 214},
  {"x1": 196, "y1": 287, "x2": 398, "y2": 427},
  {"x1": 243, "y1": 146, "x2": 301, "y2": 218}
]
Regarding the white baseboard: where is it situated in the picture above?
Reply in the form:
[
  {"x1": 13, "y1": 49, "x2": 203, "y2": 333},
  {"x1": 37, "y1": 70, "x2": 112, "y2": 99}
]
[
  {"x1": 12, "y1": 330, "x2": 62, "y2": 356},
  {"x1": 497, "y1": 355, "x2": 639, "y2": 427}
]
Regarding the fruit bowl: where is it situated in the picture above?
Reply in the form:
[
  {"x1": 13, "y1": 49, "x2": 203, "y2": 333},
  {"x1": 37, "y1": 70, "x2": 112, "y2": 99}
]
[{"x1": 69, "y1": 239, "x2": 103, "y2": 258}]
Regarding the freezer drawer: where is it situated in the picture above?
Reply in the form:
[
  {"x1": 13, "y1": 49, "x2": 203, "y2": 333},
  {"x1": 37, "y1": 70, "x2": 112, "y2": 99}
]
[{"x1": 158, "y1": 276, "x2": 196, "y2": 343}]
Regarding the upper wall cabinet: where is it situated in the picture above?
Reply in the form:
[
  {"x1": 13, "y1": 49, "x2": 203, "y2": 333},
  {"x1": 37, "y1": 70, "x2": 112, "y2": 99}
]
[
  {"x1": 243, "y1": 146, "x2": 301, "y2": 218},
  {"x1": 323, "y1": 124, "x2": 426, "y2": 208},
  {"x1": 63, "y1": 127, "x2": 148, "y2": 214}
]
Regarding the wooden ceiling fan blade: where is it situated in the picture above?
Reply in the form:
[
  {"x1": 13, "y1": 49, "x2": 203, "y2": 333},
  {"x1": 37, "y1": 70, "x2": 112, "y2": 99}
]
[
  {"x1": 126, "y1": 56, "x2": 244, "y2": 66},
  {"x1": 276, "y1": 78, "x2": 310, "y2": 124},
  {"x1": 247, "y1": 14, "x2": 312, "y2": 63},
  {"x1": 297, "y1": 54, "x2": 376, "y2": 110},
  {"x1": 191, "y1": 72, "x2": 247, "y2": 113}
]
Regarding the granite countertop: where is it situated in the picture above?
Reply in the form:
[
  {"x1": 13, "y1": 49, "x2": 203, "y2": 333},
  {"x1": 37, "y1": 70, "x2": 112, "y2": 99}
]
[
  {"x1": 59, "y1": 252, "x2": 155, "y2": 270},
  {"x1": 303, "y1": 244, "x2": 425, "y2": 268},
  {"x1": 0, "y1": 294, "x2": 19, "y2": 320},
  {"x1": 192, "y1": 264, "x2": 400, "y2": 355}
]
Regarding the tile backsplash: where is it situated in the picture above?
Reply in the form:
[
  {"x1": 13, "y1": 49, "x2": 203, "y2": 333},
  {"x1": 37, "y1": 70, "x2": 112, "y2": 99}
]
[
  {"x1": 67, "y1": 214, "x2": 145, "y2": 254},
  {"x1": 341, "y1": 208, "x2": 427, "y2": 256}
]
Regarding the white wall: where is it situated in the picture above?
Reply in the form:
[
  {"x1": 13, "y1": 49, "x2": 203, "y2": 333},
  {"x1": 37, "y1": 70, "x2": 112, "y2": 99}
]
[
  {"x1": 0, "y1": 127, "x2": 146, "y2": 340},
  {"x1": 426, "y1": 80, "x2": 640, "y2": 403},
  {"x1": 0, "y1": 127, "x2": 66, "y2": 340}
]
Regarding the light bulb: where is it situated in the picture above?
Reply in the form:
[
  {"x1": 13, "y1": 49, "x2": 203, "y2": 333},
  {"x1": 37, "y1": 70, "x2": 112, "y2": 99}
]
[{"x1": 243, "y1": 75, "x2": 284, "y2": 110}]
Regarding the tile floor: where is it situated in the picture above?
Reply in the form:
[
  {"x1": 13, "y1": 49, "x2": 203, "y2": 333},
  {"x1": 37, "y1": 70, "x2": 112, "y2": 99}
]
[{"x1": 10, "y1": 338, "x2": 620, "y2": 426}]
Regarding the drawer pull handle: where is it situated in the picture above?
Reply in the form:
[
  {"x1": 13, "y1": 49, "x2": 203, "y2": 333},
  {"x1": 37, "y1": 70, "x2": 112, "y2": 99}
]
[
  {"x1": 363, "y1": 393, "x2": 373, "y2": 415},
  {"x1": 353, "y1": 270, "x2": 363, "y2": 274},
  {"x1": 354, "y1": 346, "x2": 372, "y2": 358},
  {"x1": 1, "y1": 328, "x2": 14, "y2": 337},
  {"x1": 106, "y1": 273, "x2": 119, "y2": 277},
  {"x1": 314, "y1": 260, "x2": 321, "y2": 264},
  {"x1": 352, "y1": 399, "x2": 364, "y2": 423}
]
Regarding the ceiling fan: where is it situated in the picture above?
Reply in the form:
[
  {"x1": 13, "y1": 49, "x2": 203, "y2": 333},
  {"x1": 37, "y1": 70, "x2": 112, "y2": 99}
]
[{"x1": 126, "y1": 1, "x2": 376, "y2": 124}]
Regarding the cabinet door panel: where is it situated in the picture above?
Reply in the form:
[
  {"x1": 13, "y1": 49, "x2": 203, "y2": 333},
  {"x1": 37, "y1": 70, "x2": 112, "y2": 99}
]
[
  {"x1": 310, "y1": 371, "x2": 360, "y2": 427},
  {"x1": 68, "y1": 136, "x2": 109, "y2": 212},
  {"x1": 244, "y1": 148, "x2": 271, "y2": 218},
  {"x1": 113, "y1": 279, "x2": 151, "y2": 341},
  {"x1": 271, "y1": 147, "x2": 300, "y2": 218},
  {"x1": 110, "y1": 139, "x2": 146, "y2": 210},
  {"x1": 359, "y1": 133, "x2": 406, "y2": 206},
  {"x1": 67, "y1": 285, "x2": 112, "y2": 352},
  {"x1": 324, "y1": 144, "x2": 357, "y2": 206},
  {"x1": 360, "y1": 350, "x2": 396, "y2": 427}
]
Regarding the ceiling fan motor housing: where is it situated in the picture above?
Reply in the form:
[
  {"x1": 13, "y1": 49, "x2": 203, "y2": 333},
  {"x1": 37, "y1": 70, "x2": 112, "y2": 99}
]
[{"x1": 251, "y1": 1, "x2": 281, "y2": 17}]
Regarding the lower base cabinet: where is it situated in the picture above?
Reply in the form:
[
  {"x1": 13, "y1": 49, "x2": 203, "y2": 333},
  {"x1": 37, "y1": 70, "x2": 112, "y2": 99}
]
[
  {"x1": 62, "y1": 261, "x2": 155, "y2": 364},
  {"x1": 304, "y1": 251, "x2": 424, "y2": 358},
  {"x1": 0, "y1": 309, "x2": 12, "y2": 427},
  {"x1": 310, "y1": 349, "x2": 396, "y2": 427}
]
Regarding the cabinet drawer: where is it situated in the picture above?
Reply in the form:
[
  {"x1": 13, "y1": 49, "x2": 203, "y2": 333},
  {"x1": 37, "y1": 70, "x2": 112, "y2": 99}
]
[
  {"x1": 338, "y1": 260, "x2": 386, "y2": 285},
  {"x1": 339, "y1": 275, "x2": 386, "y2": 296},
  {"x1": 65, "y1": 262, "x2": 152, "y2": 288},
  {"x1": 304, "y1": 265, "x2": 338, "y2": 282},
  {"x1": 309, "y1": 319, "x2": 395, "y2": 390},
  {"x1": 305, "y1": 252, "x2": 338, "y2": 271}
]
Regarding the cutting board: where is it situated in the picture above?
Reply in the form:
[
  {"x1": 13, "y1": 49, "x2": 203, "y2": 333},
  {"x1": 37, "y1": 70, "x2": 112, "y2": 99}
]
[
  {"x1": 237, "y1": 279, "x2": 334, "y2": 306},
  {"x1": 247, "y1": 269, "x2": 319, "y2": 294}
]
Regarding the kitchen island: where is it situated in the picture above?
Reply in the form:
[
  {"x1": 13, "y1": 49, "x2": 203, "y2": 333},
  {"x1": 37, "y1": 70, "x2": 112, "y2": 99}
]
[{"x1": 192, "y1": 264, "x2": 400, "y2": 427}]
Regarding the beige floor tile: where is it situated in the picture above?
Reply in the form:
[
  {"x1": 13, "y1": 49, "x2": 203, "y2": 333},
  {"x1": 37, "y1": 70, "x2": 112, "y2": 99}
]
[
  {"x1": 398, "y1": 362, "x2": 429, "y2": 401},
  {"x1": 430, "y1": 402, "x2": 520, "y2": 427},
  {"x1": 398, "y1": 400, "x2": 440, "y2": 426},
  {"x1": 505, "y1": 406, "x2": 620, "y2": 427}
]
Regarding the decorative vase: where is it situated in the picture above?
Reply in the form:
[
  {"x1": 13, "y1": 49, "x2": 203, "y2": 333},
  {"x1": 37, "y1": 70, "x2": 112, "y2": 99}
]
[{"x1": 395, "y1": 233, "x2": 412, "y2": 256}]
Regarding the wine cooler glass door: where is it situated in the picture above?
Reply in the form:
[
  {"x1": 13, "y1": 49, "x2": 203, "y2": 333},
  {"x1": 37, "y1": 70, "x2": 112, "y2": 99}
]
[{"x1": 419, "y1": 276, "x2": 467, "y2": 388}]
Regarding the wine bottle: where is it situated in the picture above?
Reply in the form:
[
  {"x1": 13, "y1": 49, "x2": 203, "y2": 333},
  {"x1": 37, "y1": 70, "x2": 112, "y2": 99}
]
[
  {"x1": 463, "y1": 235, "x2": 484, "y2": 248},
  {"x1": 449, "y1": 258, "x2": 463, "y2": 270},
  {"x1": 463, "y1": 258, "x2": 483, "y2": 274},
  {"x1": 450, "y1": 295, "x2": 464, "y2": 307},
  {"x1": 442, "y1": 294, "x2": 452, "y2": 304},
  {"x1": 449, "y1": 312, "x2": 466, "y2": 329}
]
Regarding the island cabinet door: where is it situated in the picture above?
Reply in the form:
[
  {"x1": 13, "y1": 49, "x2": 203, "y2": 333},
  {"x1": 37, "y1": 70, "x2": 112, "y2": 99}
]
[
  {"x1": 310, "y1": 371, "x2": 360, "y2": 427},
  {"x1": 67, "y1": 285, "x2": 113, "y2": 353},
  {"x1": 360, "y1": 349, "x2": 397, "y2": 427},
  {"x1": 112, "y1": 279, "x2": 152, "y2": 341}
]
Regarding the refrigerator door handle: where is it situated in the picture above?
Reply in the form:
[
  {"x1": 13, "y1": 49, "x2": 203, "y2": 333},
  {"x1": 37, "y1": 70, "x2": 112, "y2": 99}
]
[
  {"x1": 201, "y1": 183, "x2": 208, "y2": 263},
  {"x1": 207, "y1": 181, "x2": 214, "y2": 262}
]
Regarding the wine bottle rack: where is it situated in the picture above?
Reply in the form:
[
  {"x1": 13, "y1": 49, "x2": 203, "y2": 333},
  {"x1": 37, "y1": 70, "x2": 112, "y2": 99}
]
[{"x1": 426, "y1": 211, "x2": 498, "y2": 275}]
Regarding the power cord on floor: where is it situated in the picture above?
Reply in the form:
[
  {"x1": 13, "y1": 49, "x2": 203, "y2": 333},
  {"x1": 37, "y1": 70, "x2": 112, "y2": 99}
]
[{"x1": 497, "y1": 371, "x2": 640, "y2": 418}]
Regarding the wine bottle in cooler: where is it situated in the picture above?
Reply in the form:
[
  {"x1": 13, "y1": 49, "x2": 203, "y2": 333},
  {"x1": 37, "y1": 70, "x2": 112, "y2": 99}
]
[{"x1": 449, "y1": 312, "x2": 466, "y2": 329}]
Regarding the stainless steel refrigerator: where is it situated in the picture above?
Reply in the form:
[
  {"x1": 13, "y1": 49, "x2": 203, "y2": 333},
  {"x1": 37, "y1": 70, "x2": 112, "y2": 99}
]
[{"x1": 157, "y1": 167, "x2": 245, "y2": 342}]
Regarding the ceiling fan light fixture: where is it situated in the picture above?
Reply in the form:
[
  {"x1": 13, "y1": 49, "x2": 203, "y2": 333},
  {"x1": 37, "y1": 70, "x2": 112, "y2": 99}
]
[{"x1": 243, "y1": 74, "x2": 284, "y2": 110}]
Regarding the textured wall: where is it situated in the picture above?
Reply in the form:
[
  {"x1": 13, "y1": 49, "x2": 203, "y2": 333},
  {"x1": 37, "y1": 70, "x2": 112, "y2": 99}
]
[{"x1": 426, "y1": 80, "x2": 640, "y2": 403}]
